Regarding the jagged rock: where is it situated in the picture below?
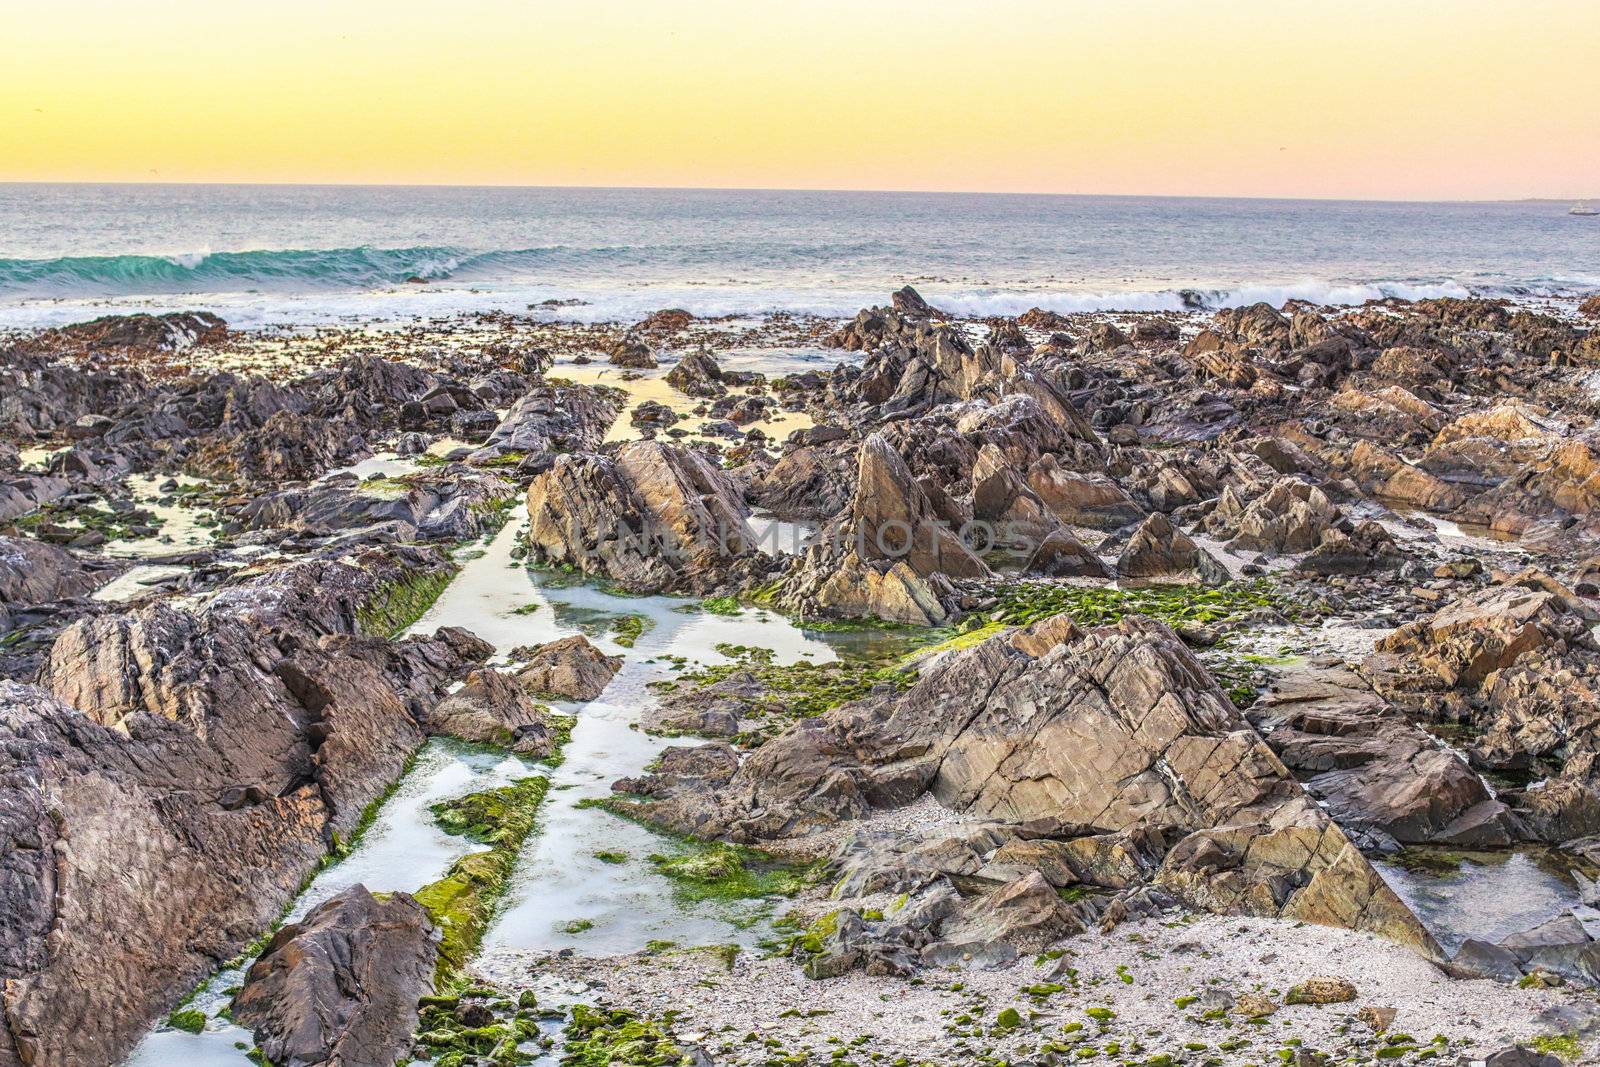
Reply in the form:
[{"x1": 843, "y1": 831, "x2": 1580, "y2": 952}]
[
  {"x1": 1116, "y1": 512, "x2": 1229, "y2": 585},
  {"x1": 773, "y1": 435, "x2": 988, "y2": 625},
  {"x1": 34, "y1": 311, "x2": 227, "y2": 353},
  {"x1": 240, "y1": 470, "x2": 517, "y2": 543},
  {"x1": 1086, "y1": 321, "x2": 1130, "y2": 352},
  {"x1": 929, "y1": 871, "x2": 1085, "y2": 957},
  {"x1": 472, "y1": 380, "x2": 621, "y2": 460},
  {"x1": 0, "y1": 536, "x2": 112, "y2": 622},
  {"x1": 1024, "y1": 528, "x2": 1111, "y2": 578},
  {"x1": 512, "y1": 635, "x2": 622, "y2": 701},
  {"x1": 1335, "y1": 441, "x2": 1464, "y2": 514},
  {"x1": 891, "y1": 285, "x2": 941, "y2": 319},
  {"x1": 524, "y1": 441, "x2": 765, "y2": 594},
  {"x1": 1254, "y1": 666, "x2": 1518, "y2": 847},
  {"x1": 0, "y1": 545, "x2": 492, "y2": 1065},
  {"x1": 1329, "y1": 386, "x2": 1446, "y2": 444},
  {"x1": 624, "y1": 615, "x2": 1434, "y2": 953},
  {"x1": 665, "y1": 350, "x2": 727, "y2": 398},
  {"x1": 425, "y1": 668, "x2": 556, "y2": 755},
  {"x1": 636, "y1": 308, "x2": 695, "y2": 334},
  {"x1": 1295, "y1": 521, "x2": 1404, "y2": 576},
  {"x1": 0, "y1": 586, "x2": 485, "y2": 1067},
  {"x1": 970, "y1": 443, "x2": 1059, "y2": 546},
  {"x1": 608, "y1": 334, "x2": 658, "y2": 368},
  {"x1": 746, "y1": 439, "x2": 858, "y2": 522},
  {"x1": 233, "y1": 885, "x2": 438, "y2": 1067},
  {"x1": 1364, "y1": 572, "x2": 1597, "y2": 696},
  {"x1": 1133, "y1": 319, "x2": 1180, "y2": 343},
  {"x1": 1208, "y1": 478, "x2": 1340, "y2": 555}
]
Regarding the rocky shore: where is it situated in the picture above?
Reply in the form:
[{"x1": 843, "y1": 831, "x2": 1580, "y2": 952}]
[{"x1": 3, "y1": 290, "x2": 1600, "y2": 1066}]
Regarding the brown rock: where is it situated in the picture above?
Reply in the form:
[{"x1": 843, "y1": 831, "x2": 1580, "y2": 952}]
[
  {"x1": 512, "y1": 635, "x2": 622, "y2": 701},
  {"x1": 1116, "y1": 513, "x2": 1229, "y2": 585},
  {"x1": 233, "y1": 885, "x2": 438, "y2": 1067}
]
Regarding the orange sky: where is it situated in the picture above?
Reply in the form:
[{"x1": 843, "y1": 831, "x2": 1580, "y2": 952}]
[{"x1": 2, "y1": 0, "x2": 1597, "y2": 199}]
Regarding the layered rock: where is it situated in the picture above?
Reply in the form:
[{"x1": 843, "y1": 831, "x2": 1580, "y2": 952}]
[
  {"x1": 1253, "y1": 665, "x2": 1519, "y2": 849},
  {"x1": 1026, "y1": 453, "x2": 1144, "y2": 529},
  {"x1": 1361, "y1": 572, "x2": 1600, "y2": 841},
  {"x1": 624, "y1": 616, "x2": 1434, "y2": 954},
  {"x1": 233, "y1": 885, "x2": 438, "y2": 1067},
  {"x1": 773, "y1": 435, "x2": 989, "y2": 625},
  {"x1": 0, "y1": 550, "x2": 489, "y2": 1066},
  {"x1": 0, "y1": 537, "x2": 114, "y2": 632},
  {"x1": 524, "y1": 441, "x2": 766, "y2": 594}
]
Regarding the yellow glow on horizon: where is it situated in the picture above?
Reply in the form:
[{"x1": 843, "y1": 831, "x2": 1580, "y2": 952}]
[{"x1": 2, "y1": 0, "x2": 1597, "y2": 199}]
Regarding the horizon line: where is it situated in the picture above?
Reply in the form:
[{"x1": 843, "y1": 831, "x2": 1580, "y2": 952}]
[{"x1": 0, "y1": 178, "x2": 1591, "y2": 206}]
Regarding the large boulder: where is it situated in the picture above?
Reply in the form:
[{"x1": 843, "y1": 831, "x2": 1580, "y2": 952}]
[
  {"x1": 512, "y1": 635, "x2": 622, "y2": 701},
  {"x1": 524, "y1": 441, "x2": 765, "y2": 594},
  {"x1": 233, "y1": 885, "x2": 438, "y2": 1067}
]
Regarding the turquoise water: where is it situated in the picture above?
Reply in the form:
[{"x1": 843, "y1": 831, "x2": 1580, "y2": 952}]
[{"x1": 1, "y1": 184, "x2": 1596, "y2": 328}]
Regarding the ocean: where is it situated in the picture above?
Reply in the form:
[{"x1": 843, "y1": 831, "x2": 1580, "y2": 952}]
[{"x1": 1, "y1": 183, "x2": 1596, "y2": 330}]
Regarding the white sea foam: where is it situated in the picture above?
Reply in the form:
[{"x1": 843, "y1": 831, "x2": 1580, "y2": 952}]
[{"x1": 0, "y1": 275, "x2": 1549, "y2": 331}]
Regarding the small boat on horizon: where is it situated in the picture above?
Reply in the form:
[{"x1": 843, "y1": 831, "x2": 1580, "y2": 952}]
[{"x1": 1573, "y1": 201, "x2": 1599, "y2": 216}]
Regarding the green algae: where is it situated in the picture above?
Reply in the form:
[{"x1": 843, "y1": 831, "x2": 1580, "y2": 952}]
[
  {"x1": 655, "y1": 646, "x2": 916, "y2": 745},
  {"x1": 611, "y1": 613, "x2": 651, "y2": 648},
  {"x1": 989, "y1": 579, "x2": 1287, "y2": 630},
  {"x1": 647, "y1": 839, "x2": 821, "y2": 905},
  {"x1": 1532, "y1": 1033, "x2": 1583, "y2": 1064},
  {"x1": 414, "y1": 777, "x2": 552, "y2": 985},
  {"x1": 167, "y1": 1008, "x2": 207, "y2": 1034},
  {"x1": 562, "y1": 1005, "x2": 690, "y2": 1067},
  {"x1": 356, "y1": 568, "x2": 455, "y2": 637},
  {"x1": 414, "y1": 990, "x2": 547, "y2": 1067}
]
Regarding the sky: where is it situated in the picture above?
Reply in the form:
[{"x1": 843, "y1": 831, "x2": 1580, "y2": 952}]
[{"x1": 2, "y1": 0, "x2": 1597, "y2": 200}]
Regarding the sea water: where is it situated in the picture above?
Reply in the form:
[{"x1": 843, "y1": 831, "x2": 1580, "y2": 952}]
[{"x1": 1, "y1": 184, "x2": 1596, "y2": 329}]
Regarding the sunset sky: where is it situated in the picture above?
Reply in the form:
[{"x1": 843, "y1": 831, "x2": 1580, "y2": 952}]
[{"x1": 3, "y1": 0, "x2": 1597, "y2": 200}]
